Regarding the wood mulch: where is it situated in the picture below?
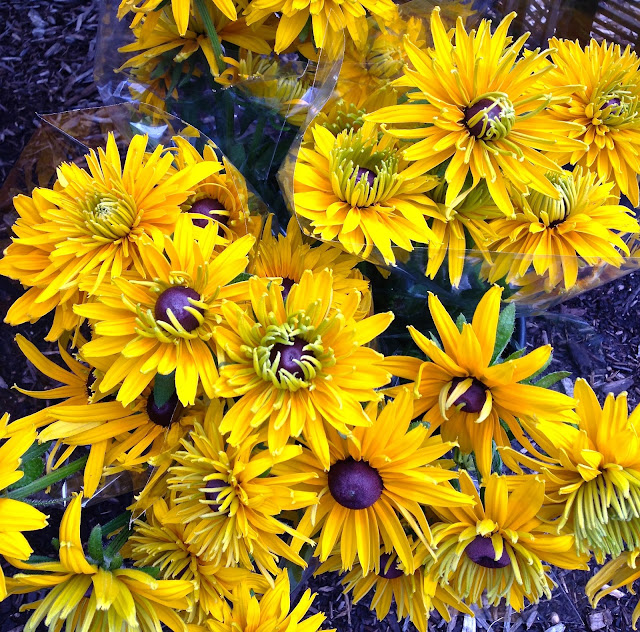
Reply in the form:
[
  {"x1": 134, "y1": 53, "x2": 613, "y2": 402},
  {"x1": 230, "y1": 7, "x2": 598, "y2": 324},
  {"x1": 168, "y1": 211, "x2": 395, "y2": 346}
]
[{"x1": 2, "y1": 1, "x2": 640, "y2": 631}]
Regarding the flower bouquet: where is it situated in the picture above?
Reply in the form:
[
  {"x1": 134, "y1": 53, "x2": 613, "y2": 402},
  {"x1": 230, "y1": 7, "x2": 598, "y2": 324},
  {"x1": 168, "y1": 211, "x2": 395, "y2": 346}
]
[{"x1": 2, "y1": 0, "x2": 640, "y2": 631}]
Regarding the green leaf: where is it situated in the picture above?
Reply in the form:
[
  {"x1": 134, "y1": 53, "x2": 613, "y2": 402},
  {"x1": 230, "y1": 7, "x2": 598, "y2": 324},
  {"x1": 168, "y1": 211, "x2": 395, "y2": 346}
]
[
  {"x1": 153, "y1": 371, "x2": 176, "y2": 408},
  {"x1": 230, "y1": 272, "x2": 252, "y2": 284},
  {"x1": 502, "y1": 347, "x2": 526, "y2": 362},
  {"x1": 455, "y1": 313, "x2": 467, "y2": 332},
  {"x1": 534, "y1": 370, "x2": 571, "y2": 389},
  {"x1": 21, "y1": 440, "x2": 53, "y2": 463},
  {"x1": 522, "y1": 353, "x2": 553, "y2": 384},
  {"x1": 193, "y1": 0, "x2": 224, "y2": 71},
  {"x1": 104, "y1": 527, "x2": 133, "y2": 566},
  {"x1": 138, "y1": 566, "x2": 161, "y2": 579},
  {"x1": 491, "y1": 445, "x2": 503, "y2": 475},
  {"x1": 108, "y1": 553, "x2": 124, "y2": 571},
  {"x1": 8, "y1": 456, "x2": 88, "y2": 500},
  {"x1": 101, "y1": 512, "x2": 132, "y2": 539},
  {"x1": 10, "y1": 457, "x2": 44, "y2": 490},
  {"x1": 491, "y1": 303, "x2": 516, "y2": 363},
  {"x1": 88, "y1": 525, "x2": 104, "y2": 564}
]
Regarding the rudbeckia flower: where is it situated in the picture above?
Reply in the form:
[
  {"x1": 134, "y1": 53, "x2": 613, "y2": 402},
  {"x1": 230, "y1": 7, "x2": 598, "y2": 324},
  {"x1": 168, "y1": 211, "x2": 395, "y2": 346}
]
[
  {"x1": 244, "y1": 0, "x2": 397, "y2": 54},
  {"x1": 0, "y1": 133, "x2": 217, "y2": 334},
  {"x1": 171, "y1": 136, "x2": 263, "y2": 241},
  {"x1": 501, "y1": 378, "x2": 640, "y2": 561},
  {"x1": 0, "y1": 414, "x2": 48, "y2": 600},
  {"x1": 118, "y1": 0, "x2": 240, "y2": 36},
  {"x1": 384, "y1": 286, "x2": 577, "y2": 477},
  {"x1": 423, "y1": 472, "x2": 588, "y2": 611},
  {"x1": 278, "y1": 389, "x2": 475, "y2": 575},
  {"x1": 162, "y1": 401, "x2": 318, "y2": 577},
  {"x1": 128, "y1": 495, "x2": 269, "y2": 624},
  {"x1": 366, "y1": 9, "x2": 586, "y2": 215},
  {"x1": 249, "y1": 215, "x2": 371, "y2": 319},
  {"x1": 424, "y1": 180, "x2": 500, "y2": 288},
  {"x1": 6, "y1": 493, "x2": 193, "y2": 632},
  {"x1": 485, "y1": 168, "x2": 639, "y2": 291},
  {"x1": 75, "y1": 215, "x2": 255, "y2": 406},
  {"x1": 118, "y1": 4, "x2": 275, "y2": 78},
  {"x1": 317, "y1": 541, "x2": 471, "y2": 632},
  {"x1": 587, "y1": 551, "x2": 640, "y2": 629},
  {"x1": 207, "y1": 569, "x2": 327, "y2": 632},
  {"x1": 545, "y1": 38, "x2": 640, "y2": 207},
  {"x1": 213, "y1": 269, "x2": 393, "y2": 469},
  {"x1": 293, "y1": 121, "x2": 441, "y2": 266}
]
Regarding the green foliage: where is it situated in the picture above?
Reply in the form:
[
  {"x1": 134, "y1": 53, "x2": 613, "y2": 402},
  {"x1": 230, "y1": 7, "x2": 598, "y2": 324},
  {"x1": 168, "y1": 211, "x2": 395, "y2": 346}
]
[
  {"x1": 153, "y1": 371, "x2": 176, "y2": 407},
  {"x1": 88, "y1": 525, "x2": 105, "y2": 565},
  {"x1": 492, "y1": 303, "x2": 516, "y2": 363}
]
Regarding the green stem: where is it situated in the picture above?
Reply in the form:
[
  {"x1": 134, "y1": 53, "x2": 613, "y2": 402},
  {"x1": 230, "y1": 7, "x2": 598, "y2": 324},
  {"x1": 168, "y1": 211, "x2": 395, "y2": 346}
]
[
  {"x1": 194, "y1": 0, "x2": 224, "y2": 73},
  {"x1": 8, "y1": 456, "x2": 88, "y2": 500}
]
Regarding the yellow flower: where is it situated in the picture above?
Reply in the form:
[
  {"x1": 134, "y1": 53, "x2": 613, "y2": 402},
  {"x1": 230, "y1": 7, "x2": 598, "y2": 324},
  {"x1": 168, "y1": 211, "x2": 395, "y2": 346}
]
[
  {"x1": 0, "y1": 414, "x2": 48, "y2": 600},
  {"x1": 484, "y1": 167, "x2": 639, "y2": 291},
  {"x1": 501, "y1": 378, "x2": 640, "y2": 562},
  {"x1": 545, "y1": 38, "x2": 640, "y2": 207},
  {"x1": 6, "y1": 493, "x2": 193, "y2": 632},
  {"x1": 317, "y1": 541, "x2": 471, "y2": 632},
  {"x1": 216, "y1": 50, "x2": 313, "y2": 126},
  {"x1": 162, "y1": 401, "x2": 318, "y2": 577},
  {"x1": 0, "y1": 133, "x2": 216, "y2": 334},
  {"x1": 294, "y1": 121, "x2": 440, "y2": 265},
  {"x1": 278, "y1": 389, "x2": 475, "y2": 575},
  {"x1": 75, "y1": 215, "x2": 255, "y2": 406},
  {"x1": 366, "y1": 9, "x2": 586, "y2": 215},
  {"x1": 127, "y1": 495, "x2": 269, "y2": 624},
  {"x1": 424, "y1": 180, "x2": 501, "y2": 288},
  {"x1": 249, "y1": 215, "x2": 371, "y2": 319},
  {"x1": 244, "y1": 0, "x2": 397, "y2": 54},
  {"x1": 423, "y1": 472, "x2": 588, "y2": 611},
  {"x1": 118, "y1": 0, "x2": 241, "y2": 36},
  {"x1": 384, "y1": 286, "x2": 577, "y2": 477},
  {"x1": 587, "y1": 551, "x2": 640, "y2": 629},
  {"x1": 207, "y1": 569, "x2": 328, "y2": 632},
  {"x1": 213, "y1": 270, "x2": 393, "y2": 469},
  {"x1": 118, "y1": 4, "x2": 275, "y2": 78},
  {"x1": 171, "y1": 136, "x2": 263, "y2": 242}
]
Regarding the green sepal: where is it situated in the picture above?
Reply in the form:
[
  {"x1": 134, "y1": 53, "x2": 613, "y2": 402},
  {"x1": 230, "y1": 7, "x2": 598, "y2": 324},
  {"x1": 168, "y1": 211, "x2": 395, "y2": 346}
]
[
  {"x1": 491, "y1": 303, "x2": 516, "y2": 363},
  {"x1": 108, "y1": 553, "x2": 124, "y2": 571},
  {"x1": 88, "y1": 525, "x2": 104, "y2": 565},
  {"x1": 455, "y1": 313, "x2": 467, "y2": 332},
  {"x1": 153, "y1": 371, "x2": 176, "y2": 408}
]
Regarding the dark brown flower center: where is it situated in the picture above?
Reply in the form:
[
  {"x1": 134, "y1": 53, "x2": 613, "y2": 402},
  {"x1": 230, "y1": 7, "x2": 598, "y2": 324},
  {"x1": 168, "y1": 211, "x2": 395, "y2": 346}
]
[
  {"x1": 464, "y1": 98, "x2": 504, "y2": 139},
  {"x1": 269, "y1": 337, "x2": 308, "y2": 379},
  {"x1": 449, "y1": 377, "x2": 487, "y2": 414},
  {"x1": 155, "y1": 286, "x2": 203, "y2": 332},
  {"x1": 378, "y1": 553, "x2": 404, "y2": 579},
  {"x1": 465, "y1": 535, "x2": 510, "y2": 568},
  {"x1": 146, "y1": 391, "x2": 183, "y2": 427},
  {"x1": 281, "y1": 277, "x2": 296, "y2": 302},
  {"x1": 204, "y1": 478, "x2": 228, "y2": 511},
  {"x1": 328, "y1": 457, "x2": 383, "y2": 510},
  {"x1": 190, "y1": 198, "x2": 229, "y2": 229},
  {"x1": 355, "y1": 167, "x2": 376, "y2": 187}
]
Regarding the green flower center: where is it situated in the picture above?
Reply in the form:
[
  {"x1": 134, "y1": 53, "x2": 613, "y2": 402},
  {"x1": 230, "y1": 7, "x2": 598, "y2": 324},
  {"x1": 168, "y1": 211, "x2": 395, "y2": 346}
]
[
  {"x1": 527, "y1": 172, "x2": 577, "y2": 227},
  {"x1": 84, "y1": 192, "x2": 137, "y2": 241}
]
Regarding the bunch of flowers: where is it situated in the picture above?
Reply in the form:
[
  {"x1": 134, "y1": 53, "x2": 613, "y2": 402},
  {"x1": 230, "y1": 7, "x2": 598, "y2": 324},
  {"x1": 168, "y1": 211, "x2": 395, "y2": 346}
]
[{"x1": 4, "y1": 2, "x2": 640, "y2": 631}]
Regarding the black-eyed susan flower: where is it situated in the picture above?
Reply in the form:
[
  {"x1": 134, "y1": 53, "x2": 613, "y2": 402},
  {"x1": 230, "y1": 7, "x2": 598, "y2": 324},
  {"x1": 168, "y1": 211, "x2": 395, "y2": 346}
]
[
  {"x1": 424, "y1": 180, "x2": 501, "y2": 288},
  {"x1": 484, "y1": 168, "x2": 639, "y2": 291},
  {"x1": 162, "y1": 401, "x2": 317, "y2": 577},
  {"x1": 0, "y1": 133, "x2": 217, "y2": 333},
  {"x1": 75, "y1": 215, "x2": 255, "y2": 406},
  {"x1": 0, "y1": 414, "x2": 48, "y2": 600},
  {"x1": 293, "y1": 121, "x2": 441, "y2": 266},
  {"x1": 172, "y1": 136, "x2": 263, "y2": 241},
  {"x1": 249, "y1": 215, "x2": 371, "y2": 318},
  {"x1": 213, "y1": 270, "x2": 393, "y2": 469},
  {"x1": 6, "y1": 493, "x2": 193, "y2": 632},
  {"x1": 118, "y1": 5, "x2": 275, "y2": 79},
  {"x1": 207, "y1": 569, "x2": 328, "y2": 632},
  {"x1": 277, "y1": 389, "x2": 475, "y2": 575},
  {"x1": 384, "y1": 286, "x2": 577, "y2": 477},
  {"x1": 501, "y1": 378, "x2": 640, "y2": 562},
  {"x1": 366, "y1": 9, "x2": 586, "y2": 215},
  {"x1": 422, "y1": 471, "x2": 588, "y2": 611},
  {"x1": 587, "y1": 551, "x2": 640, "y2": 628},
  {"x1": 244, "y1": 0, "x2": 397, "y2": 54},
  {"x1": 118, "y1": 0, "x2": 240, "y2": 35},
  {"x1": 317, "y1": 542, "x2": 471, "y2": 632},
  {"x1": 545, "y1": 38, "x2": 640, "y2": 207},
  {"x1": 127, "y1": 495, "x2": 269, "y2": 624}
]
